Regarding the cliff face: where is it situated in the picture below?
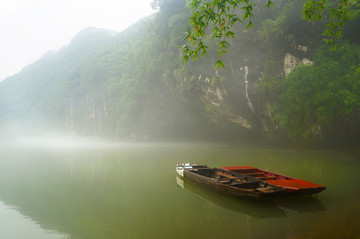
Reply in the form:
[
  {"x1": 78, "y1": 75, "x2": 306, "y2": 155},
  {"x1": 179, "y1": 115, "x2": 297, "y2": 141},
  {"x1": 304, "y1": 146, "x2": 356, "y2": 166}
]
[{"x1": 178, "y1": 14, "x2": 322, "y2": 141}]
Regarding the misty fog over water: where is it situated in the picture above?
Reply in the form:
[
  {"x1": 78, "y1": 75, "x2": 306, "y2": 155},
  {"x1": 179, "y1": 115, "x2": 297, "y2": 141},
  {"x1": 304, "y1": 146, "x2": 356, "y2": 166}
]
[{"x1": 0, "y1": 142, "x2": 359, "y2": 238}]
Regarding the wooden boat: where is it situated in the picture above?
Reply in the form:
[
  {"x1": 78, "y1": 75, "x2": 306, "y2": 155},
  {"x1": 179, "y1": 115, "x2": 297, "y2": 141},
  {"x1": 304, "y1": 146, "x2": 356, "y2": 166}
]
[
  {"x1": 176, "y1": 163, "x2": 285, "y2": 199},
  {"x1": 220, "y1": 166, "x2": 326, "y2": 195}
]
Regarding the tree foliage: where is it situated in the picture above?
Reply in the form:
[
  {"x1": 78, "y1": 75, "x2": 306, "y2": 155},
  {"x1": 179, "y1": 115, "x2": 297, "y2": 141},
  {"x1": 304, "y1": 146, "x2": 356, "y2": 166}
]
[
  {"x1": 183, "y1": 0, "x2": 359, "y2": 68},
  {"x1": 272, "y1": 43, "x2": 360, "y2": 140},
  {"x1": 303, "y1": 0, "x2": 360, "y2": 47}
]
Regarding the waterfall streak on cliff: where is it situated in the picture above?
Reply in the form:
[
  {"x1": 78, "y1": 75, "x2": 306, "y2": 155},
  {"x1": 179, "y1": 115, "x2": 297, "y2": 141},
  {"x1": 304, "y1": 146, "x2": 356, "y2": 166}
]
[{"x1": 243, "y1": 66, "x2": 269, "y2": 132}]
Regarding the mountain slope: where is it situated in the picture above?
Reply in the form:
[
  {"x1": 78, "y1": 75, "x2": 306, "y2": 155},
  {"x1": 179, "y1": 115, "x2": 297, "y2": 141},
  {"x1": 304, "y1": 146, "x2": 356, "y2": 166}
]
[{"x1": 0, "y1": 27, "x2": 117, "y2": 123}]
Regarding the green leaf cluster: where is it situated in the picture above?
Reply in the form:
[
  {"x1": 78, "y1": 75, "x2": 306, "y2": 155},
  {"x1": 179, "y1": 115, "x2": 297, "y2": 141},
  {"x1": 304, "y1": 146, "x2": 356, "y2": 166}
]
[
  {"x1": 183, "y1": 0, "x2": 273, "y2": 69},
  {"x1": 184, "y1": 0, "x2": 358, "y2": 67}
]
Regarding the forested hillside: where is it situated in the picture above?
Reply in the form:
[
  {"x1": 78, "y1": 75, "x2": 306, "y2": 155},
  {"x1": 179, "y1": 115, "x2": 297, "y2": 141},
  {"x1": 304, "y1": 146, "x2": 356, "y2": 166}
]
[{"x1": 0, "y1": 0, "x2": 359, "y2": 146}]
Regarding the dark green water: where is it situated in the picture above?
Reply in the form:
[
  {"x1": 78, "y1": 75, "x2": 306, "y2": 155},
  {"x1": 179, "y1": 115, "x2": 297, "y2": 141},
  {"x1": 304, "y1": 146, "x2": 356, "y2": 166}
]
[{"x1": 0, "y1": 142, "x2": 359, "y2": 239}]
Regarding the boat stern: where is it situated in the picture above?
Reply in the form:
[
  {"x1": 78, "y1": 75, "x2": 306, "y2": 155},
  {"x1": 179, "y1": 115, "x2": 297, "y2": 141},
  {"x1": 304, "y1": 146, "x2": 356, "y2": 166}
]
[
  {"x1": 176, "y1": 164, "x2": 185, "y2": 177},
  {"x1": 176, "y1": 163, "x2": 206, "y2": 177}
]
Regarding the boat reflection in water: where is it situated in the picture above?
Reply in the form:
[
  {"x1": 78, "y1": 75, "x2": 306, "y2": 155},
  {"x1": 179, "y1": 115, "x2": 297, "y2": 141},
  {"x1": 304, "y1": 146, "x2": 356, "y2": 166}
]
[
  {"x1": 176, "y1": 176, "x2": 286, "y2": 218},
  {"x1": 176, "y1": 177, "x2": 326, "y2": 217},
  {"x1": 274, "y1": 196, "x2": 326, "y2": 213}
]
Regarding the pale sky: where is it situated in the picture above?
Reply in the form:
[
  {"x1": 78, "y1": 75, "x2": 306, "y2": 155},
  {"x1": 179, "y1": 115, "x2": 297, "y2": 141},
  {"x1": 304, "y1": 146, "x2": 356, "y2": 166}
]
[{"x1": 0, "y1": 0, "x2": 156, "y2": 81}]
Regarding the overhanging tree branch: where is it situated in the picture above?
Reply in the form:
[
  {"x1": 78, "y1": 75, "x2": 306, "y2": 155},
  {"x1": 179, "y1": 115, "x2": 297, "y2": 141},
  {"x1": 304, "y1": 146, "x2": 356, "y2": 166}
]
[{"x1": 182, "y1": 0, "x2": 354, "y2": 68}]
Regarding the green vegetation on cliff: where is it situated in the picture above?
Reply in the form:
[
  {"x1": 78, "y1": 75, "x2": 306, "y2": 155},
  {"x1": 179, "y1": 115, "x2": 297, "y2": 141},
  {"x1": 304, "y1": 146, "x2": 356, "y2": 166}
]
[{"x1": 273, "y1": 44, "x2": 360, "y2": 142}]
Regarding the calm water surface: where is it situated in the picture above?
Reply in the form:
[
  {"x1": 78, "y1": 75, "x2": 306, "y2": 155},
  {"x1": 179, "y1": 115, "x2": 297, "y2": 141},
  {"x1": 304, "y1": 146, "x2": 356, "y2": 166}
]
[{"x1": 0, "y1": 142, "x2": 359, "y2": 239}]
